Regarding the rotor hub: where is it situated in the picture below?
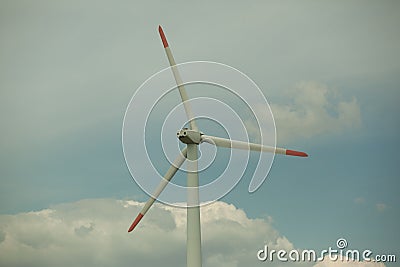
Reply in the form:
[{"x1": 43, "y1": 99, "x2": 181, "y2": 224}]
[{"x1": 177, "y1": 128, "x2": 202, "y2": 144}]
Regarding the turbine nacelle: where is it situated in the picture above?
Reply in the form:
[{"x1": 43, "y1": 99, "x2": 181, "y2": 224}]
[{"x1": 177, "y1": 128, "x2": 202, "y2": 144}]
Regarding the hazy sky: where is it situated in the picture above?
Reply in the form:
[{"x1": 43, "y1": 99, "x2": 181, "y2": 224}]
[{"x1": 0, "y1": 1, "x2": 399, "y2": 266}]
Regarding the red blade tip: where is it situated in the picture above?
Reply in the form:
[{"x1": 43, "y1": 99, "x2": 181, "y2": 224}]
[
  {"x1": 158, "y1": 25, "x2": 169, "y2": 48},
  {"x1": 128, "y1": 213, "x2": 144, "y2": 232},
  {"x1": 286, "y1": 149, "x2": 308, "y2": 157}
]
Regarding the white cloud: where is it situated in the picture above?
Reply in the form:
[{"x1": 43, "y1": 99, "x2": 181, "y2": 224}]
[
  {"x1": 354, "y1": 197, "x2": 365, "y2": 204},
  {"x1": 0, "y1": 199, "x2": 389, "y2": 267},
  {"x1": 375, "y1": 203, "x2": 387, "y2": 212},
  {"x1": 269, "y1": 81, "x2": 361, "y2": 143},
  {"x1": 0, "y1": 198, "x2": 310, "y2": 267},
  {"x1": 313, "y1": 255, "x2": 385, "y2": 267}
]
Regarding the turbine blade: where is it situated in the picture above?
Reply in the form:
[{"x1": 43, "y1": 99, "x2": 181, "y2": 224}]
[
  {"x1": 201, "y1": 135, "x2": 308, "y2": 157},
  {"x1": 158, "y1": 25, "x2": 198, "y2": 131},
  {"x1": 128, "y1": 148, "x2": 187, "y2": 232}
]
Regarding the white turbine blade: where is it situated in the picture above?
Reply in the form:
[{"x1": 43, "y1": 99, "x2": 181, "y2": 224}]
[
  {"x1": 158, "y1": 25, "x2": 198, "y2": 131},
  {"x1": 186, "y1": 144, "x2": 202, "y2": 267},
  {"x1": 128, "y1": 148, "x2": 187, "y2": 232},
  {"x1": 201, "y1": 135, "x2": 308, "y2": 157}
]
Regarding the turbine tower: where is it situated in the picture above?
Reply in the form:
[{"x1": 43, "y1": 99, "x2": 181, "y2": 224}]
[{"x1": 127, "y1": 26, "x2": 308, "y2": 267}]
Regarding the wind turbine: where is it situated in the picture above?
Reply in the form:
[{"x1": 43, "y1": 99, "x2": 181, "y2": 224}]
[{"x1": 127, "y1": 25, "x2": 308, "y2": 267}]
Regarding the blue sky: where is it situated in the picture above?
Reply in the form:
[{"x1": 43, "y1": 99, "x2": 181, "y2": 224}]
[{"x1": 0, "y1": 1, "x2": 399, "y2": 266}]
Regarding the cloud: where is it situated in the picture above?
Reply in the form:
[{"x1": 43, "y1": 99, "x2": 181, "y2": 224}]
[
  {"x1": 354, "y1": 199, "x2": 388, "y2": 213},
  {"x1": 0, "y1": 198, "x2": 310, "y2": 267},
  {"x1": 7, "y1": 198, "x2": 387, "y2": 267},
  {"x1": 313, "y1": 256, "x2": 385, "y2": 267},
  {"x1": 375, "y1": 203, "x2": 387, "y2": 212},
  {"x1": 354, "y1": 197, "x2": 365, "y2": 204},
  {"x1": 269, "y1": 81, "x2": 361, "y2": 143}
]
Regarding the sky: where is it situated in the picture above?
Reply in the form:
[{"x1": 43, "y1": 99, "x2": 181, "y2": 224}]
[{"x1": 0, "y1": 1, "x2": 399, "y2": 266}]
